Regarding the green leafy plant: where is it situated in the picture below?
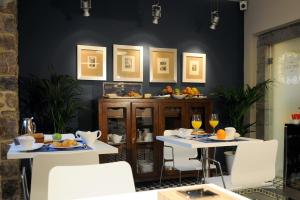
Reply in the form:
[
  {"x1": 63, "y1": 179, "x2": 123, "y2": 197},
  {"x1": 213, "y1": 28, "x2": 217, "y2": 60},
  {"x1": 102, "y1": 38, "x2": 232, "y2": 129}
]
[
  {"x1": 213, "y1": 80, "x2": 271, "y2": 136},
  {"x1": 21, "y1": 71, "x2": 82, "y2": 134}
]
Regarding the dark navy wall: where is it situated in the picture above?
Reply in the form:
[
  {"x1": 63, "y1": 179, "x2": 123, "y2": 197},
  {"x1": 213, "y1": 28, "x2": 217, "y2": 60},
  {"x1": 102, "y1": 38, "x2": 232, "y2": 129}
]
[{"x1": 18, "y1": 0, "x2": 244, "y2": 131}]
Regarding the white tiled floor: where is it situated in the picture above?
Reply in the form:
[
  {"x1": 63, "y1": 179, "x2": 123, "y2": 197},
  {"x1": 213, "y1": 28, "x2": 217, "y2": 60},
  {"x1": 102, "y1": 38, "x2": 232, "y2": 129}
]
[{"x1": 136, "y1": 177, "x2": 290, "y2": 200}]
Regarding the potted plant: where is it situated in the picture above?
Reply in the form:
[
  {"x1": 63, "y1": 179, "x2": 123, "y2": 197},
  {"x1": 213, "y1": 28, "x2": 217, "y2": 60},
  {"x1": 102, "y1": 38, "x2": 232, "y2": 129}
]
[
  {"x1": 21, "y1": 71, "x2": 82, "y2": 134},
  {"x1": 213, "y1": 80, "x2": 271, "y2": 172}
]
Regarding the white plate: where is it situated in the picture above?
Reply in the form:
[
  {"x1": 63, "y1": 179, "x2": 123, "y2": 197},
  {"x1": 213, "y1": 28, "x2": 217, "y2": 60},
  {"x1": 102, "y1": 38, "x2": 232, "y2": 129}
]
[
  {"x1": 15, "y1": 143, "x2": 44, "y2": 152},
  {"x1": 152, "y1": 95, "x2": 171, "y2": 99},
  {"x1": 50, "y1": 143, "x2": 83, "y2": 149},
  {"x1": 50, "y1": 142, "x2": 83, "y2": 149},
  {"x1": 208, "y1": 136, "x2": 238, "y2": 141},
  {"x1": 172, "y1": 94, "x2": 187, "y2": 99}
]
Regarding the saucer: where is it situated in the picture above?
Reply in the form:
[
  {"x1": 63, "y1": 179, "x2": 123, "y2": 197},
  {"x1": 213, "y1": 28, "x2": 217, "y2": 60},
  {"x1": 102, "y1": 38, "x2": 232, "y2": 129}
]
[
  {"x1": 208, "y1": 136, "x2": 238, "y2": 141},
  {"x1": 15, "y1": 143, "x2": 44, "y2": 152}
]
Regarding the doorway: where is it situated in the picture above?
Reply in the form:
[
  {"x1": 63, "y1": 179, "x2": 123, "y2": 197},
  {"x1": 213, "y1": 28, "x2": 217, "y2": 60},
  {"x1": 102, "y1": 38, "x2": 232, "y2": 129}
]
[{"x1": 266, "y1": 37, "x2": 300, "y2": 177}]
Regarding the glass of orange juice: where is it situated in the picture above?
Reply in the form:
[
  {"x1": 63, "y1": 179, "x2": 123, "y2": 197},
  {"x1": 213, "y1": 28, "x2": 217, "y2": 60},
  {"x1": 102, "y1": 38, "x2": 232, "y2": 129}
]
[
  {"x1": 191, "y1": 114, "x2": 202, "y2": 131},
  {"x1": 209, "y1": 113, "x2": 219, "y2": 134}
]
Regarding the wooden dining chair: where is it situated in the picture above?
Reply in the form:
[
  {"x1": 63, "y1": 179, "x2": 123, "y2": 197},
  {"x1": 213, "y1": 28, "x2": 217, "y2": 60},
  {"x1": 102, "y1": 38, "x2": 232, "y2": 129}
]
[
  {"x1": 205, "y1": 140, "x2": 278, "y2": 191},
  {"x1": 30, "y1": 151, "x2": 99, "y2": 200},
  {"x1": 48, "y1": 161, "x2": 135, "y2": 200}
]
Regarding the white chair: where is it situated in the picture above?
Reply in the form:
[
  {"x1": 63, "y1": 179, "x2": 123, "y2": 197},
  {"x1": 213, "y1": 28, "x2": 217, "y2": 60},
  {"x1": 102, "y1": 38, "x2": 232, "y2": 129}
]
[
  {"x1": 205, "y1": 140, "x2": 278, "y2": 190},
  {"x1": 160, "y1": 130, "x2": 216, "y2": 185},
  {"x1": 30, "y1": 151, "x2": 99, "y2": 200},
  {"x1": 48, "y1": 161, "x2": 135, "y2": 200}
]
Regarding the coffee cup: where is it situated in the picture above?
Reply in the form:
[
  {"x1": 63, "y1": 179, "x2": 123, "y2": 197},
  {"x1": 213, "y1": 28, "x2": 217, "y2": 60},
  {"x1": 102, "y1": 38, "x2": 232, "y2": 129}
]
[
  {"x1": 76, "y1": 130, "x2": 101, "y2": 147},
  {"x1": 18, "y1": 135, "x2": 35, "y2": 149},
  {"x1": 225, "y1": 127, "x2": 236, "y2": 139},
  {"x1": 111, "y1": 134, "x2": 122, "y2": 143},
  {"x1": 143, "y1": 128, "x2": 150, "y2": 133},
  {"x1": 144, "y1": 132, "x2": 153, "y2": 142}
]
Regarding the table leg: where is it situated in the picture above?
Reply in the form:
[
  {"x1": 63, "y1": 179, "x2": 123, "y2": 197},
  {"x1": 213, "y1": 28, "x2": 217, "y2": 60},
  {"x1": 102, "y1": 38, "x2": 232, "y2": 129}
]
[{"x1": 201, "y1": 148, "x2": 209, "y2": 183}]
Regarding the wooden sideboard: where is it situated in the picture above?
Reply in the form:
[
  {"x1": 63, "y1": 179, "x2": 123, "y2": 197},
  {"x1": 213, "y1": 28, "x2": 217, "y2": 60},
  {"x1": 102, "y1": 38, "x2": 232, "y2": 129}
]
[{"x1": 98, "y1": 98, "x2": 213, "y2": 182}]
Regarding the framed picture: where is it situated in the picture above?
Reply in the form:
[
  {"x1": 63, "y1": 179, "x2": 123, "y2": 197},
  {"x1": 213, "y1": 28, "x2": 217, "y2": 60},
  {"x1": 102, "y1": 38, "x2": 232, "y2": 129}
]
[
  {"x1": 150, "y1": 47, "x2": 177, "y2": 83},
  {"x1": 182, "y1": 52, "x2": 206, "y2": 83},
  {"x1": 77, "y1": 45, "x2": 106, "y2": 80},
  {"x1": 113, "y1": 44, "x2": 143, "y2": 82}
]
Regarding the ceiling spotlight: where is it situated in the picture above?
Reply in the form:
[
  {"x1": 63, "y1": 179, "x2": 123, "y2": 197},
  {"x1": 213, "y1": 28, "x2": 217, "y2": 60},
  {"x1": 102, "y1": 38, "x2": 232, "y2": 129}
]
[
  {"x1": 210, "y1": 11, "x2": 220, "y2": 30},
  {"x1": 152, "y1": 1, "x2": 162, "y2": 24},
  {"x1": 210, "y1": 0, "x2": 220, "y2": 30},
  {"x1": 81, "y1": 0, "x2": 91, "y2": 17},
  {"x1": 239, "y1": 0, "x2": 248, "y2": 11}
]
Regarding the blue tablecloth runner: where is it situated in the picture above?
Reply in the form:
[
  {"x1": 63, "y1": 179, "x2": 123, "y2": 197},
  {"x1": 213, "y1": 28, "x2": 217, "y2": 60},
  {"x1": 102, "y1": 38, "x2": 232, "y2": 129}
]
[{"x1": 30, "y1": 143, "x2": 93, "y2": 152}]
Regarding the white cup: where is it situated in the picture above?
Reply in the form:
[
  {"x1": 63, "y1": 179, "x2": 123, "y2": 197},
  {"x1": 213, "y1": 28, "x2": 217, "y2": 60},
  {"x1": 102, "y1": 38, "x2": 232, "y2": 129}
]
[
  {"x1": 143, "y1": 128, "x2": 150, "y2": 133},
  {"x1": 225, "y1": 127, "x2": 236, "y2": 139},
  {"x1": 111, "y1": 134, "x2": 122, "y2": 143},
  {"x1": 76, "y1": 130, "x2": 101, "y2": 147},
  {"x1": 18, "y1": 136, "x2": 35, "y2": 149},
  {"x1": 144, "y1": 132, "x2": 153, "y2": 142}
]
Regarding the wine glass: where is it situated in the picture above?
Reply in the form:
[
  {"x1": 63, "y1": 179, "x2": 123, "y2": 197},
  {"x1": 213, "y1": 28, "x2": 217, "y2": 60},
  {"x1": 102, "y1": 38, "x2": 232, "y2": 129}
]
[
  {"x1": 191, "y1": 114, "x2": 202, "y2": 131},
  {"x1": 209, "y1": 113, "x2": 219, "y2": 134}
]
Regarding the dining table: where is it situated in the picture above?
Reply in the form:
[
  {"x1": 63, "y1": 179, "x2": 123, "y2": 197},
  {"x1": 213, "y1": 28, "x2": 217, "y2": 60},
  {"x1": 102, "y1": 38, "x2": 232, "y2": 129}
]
[
  {"x1": 74, "y1": 184, "x2": 250, "y2": 200},
  {"x1": 156, "y1": 134, "x2": 262, "y2": 179},
  {"x1": 7, "y1": 140, "x2": 118, "y2": 159}
]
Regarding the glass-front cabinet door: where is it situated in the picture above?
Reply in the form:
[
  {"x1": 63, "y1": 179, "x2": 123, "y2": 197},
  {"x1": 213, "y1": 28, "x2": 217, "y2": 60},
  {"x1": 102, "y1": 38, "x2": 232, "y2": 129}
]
[
  {"x1": 158, "y1": 103, "x2": 188, "y2": 134},
  {"x1": 131, "y1": 103, "x2": 158, "y2": 179},
  {"x1": 100, "y1": 102, "x2": 131, "y2": 162}
]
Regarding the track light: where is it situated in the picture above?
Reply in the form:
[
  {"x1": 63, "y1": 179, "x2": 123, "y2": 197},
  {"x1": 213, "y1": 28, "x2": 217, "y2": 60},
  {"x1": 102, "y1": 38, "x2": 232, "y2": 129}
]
[
  {"x1": 210, "y1": 11, "x2": 220, "y2": 30},
  {"x1": 209, "y1": 0, "x2": 220, "y2": 30},
  {"x1": 152, "y1": 1, "x2": 161, "y2": 24},
  {"x1": 81, "y1": 0, "x2": 91, "y2": 17}
]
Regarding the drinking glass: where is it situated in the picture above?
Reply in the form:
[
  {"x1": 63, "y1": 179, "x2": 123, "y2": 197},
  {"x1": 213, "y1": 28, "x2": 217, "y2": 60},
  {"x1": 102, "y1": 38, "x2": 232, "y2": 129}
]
[
  {"x1": 191, "y1": 114, "x2": 202, "y2": 130},
  {"x1": 209, "y1": 113, "x2": 219, "y2": 134}
]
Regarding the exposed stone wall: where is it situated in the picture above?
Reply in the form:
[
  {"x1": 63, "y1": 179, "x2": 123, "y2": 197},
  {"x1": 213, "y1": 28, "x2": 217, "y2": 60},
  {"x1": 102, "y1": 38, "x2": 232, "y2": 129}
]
[{"x1": 0, "y1": 0, "x2": 20, "y2": 199}]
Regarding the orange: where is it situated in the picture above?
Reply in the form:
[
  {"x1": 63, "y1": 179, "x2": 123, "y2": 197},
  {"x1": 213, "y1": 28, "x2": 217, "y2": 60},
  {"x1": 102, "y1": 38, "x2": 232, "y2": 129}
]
[{"x1": 216, "y1": 129, "x2": 226, "y2": 139}]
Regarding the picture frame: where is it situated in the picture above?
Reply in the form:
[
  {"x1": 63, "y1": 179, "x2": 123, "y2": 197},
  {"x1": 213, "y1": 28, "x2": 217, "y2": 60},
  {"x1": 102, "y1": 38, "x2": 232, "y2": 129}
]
[
  {"x1": 182, "y1": 52, "x2": 206, "y2": 83},
  {"x1": 150, "y1": 47, "x2": 177, "y2": 83},
  {"x1": 77, "y1": 45, "x2": 107, "y2": 80},
  {"x1": 113, "y1": 44, "x2": 143, "y2": 82}
]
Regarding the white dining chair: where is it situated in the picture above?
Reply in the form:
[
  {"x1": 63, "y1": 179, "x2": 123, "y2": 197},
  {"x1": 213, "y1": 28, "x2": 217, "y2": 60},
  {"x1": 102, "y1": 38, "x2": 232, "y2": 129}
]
[
  {"x1": 205, "y1": 140, "x2": 278, "y2": 191},
  {"x1": 30, "y1": 151, "x2": 99, "y2": 200},
  {"x1": 48, "y1": 161, "x2": 135, "y2": 200},
  {"x1": 160, "y1": 130, "x2": 216, "y2": 185}
]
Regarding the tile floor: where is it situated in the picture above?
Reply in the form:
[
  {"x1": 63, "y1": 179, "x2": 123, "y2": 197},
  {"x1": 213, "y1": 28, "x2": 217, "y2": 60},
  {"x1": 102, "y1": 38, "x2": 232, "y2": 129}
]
[{"x1": 136, "y1": 177, "x2": 296, "y2": 200}]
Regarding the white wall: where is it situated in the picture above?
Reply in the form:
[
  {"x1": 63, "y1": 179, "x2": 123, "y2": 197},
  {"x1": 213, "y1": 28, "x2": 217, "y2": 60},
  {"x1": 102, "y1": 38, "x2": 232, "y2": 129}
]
[{"x1": 244, "y1": 0, "x2": 300, "y2": 137}]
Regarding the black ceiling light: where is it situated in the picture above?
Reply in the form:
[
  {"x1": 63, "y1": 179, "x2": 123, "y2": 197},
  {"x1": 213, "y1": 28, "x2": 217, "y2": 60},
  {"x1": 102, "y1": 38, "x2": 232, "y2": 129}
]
[
  {"x1": 81, "y1": 0, "x2": 91, "y2": 17},
  {"x1": 210, "y1": 10, "x2": 220, "y2": 30},
  {"x1": 152, "y1": 0, "x2": 162, "y2": 24},
  {"x1": 210, "y1": 0, "x2": 220, "y2": 30}
]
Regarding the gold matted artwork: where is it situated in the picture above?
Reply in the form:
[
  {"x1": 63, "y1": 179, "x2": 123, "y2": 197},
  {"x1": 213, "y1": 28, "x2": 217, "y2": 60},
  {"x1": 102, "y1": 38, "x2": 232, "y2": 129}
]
[
  {"x1": 77, "y1": 45, "x2": 107, "y2": 80},
  {"x1": 113, "y1": 44, "x2": 143, "y2": 82},
  {"x1": 150, "y1": 47, "x2": 177, "y2": 83},
  {"x1": 182, "y1": 52, "x2": 206, "y2": 83}
]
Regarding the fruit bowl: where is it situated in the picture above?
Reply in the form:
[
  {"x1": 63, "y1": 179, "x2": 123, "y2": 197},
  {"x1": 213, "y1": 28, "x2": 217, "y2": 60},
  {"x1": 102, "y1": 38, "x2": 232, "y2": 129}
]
[{"x1": 172, "y1": 94, "x2": 187, "y2": 99}]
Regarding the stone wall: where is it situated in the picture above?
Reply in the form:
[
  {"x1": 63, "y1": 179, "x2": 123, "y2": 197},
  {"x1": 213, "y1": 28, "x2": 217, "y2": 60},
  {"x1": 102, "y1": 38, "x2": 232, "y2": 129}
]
[{"x1": 0, "y1": 0, "x2": 20, "y2": 199}]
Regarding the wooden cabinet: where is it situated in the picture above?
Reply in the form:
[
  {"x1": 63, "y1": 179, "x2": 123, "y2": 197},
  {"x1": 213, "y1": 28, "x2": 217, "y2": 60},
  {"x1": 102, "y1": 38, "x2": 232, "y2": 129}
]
[{"x1": 99, "y1": 98, "x2": 213, "y2": 182}]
